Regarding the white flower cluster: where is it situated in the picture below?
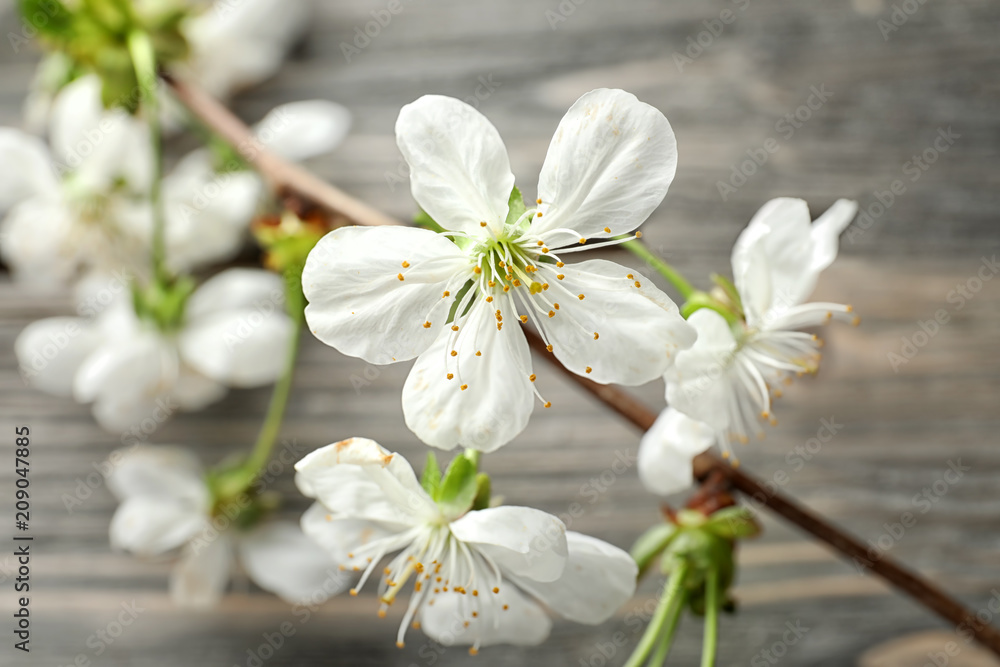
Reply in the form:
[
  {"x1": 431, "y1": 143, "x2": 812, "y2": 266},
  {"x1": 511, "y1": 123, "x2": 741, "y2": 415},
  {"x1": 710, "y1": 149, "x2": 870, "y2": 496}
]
[{"x1": 5, "y1": 5, "x2": 861, "y2": 651}]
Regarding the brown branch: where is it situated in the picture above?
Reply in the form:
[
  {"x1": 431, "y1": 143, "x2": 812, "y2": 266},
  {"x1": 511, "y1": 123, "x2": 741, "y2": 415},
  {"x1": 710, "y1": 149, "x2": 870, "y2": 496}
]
[{"x1": 165, "y1": 74, "x2": 1000, "y2": 656}]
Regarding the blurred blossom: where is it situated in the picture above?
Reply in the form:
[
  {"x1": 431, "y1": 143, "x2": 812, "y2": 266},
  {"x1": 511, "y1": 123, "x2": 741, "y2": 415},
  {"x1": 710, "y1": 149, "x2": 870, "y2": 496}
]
[
  {"x1": 15, "y1": 268, "x2": 292, "y2": 432},
  {"x1": 177, "y1": 0, "x2": 310, "y2": 102},
  {"x1": 295, "y1": 437, "x2": 637, "y2": 652},
  {"x1": 106, "y1": 444, "x2": 344, "y2": 607},
  {"x1": 640, "y1": 198, "x2": 859, "y2": 493},
  {"x1": 302, "y1": 89, "x2": 694, "y2": 453},
  {"x1": 1, "y1": 75, "x2": 153, "y2": 287},
  {"x1": 156, "y1": 99, "x2": 351, "y2": 273}
]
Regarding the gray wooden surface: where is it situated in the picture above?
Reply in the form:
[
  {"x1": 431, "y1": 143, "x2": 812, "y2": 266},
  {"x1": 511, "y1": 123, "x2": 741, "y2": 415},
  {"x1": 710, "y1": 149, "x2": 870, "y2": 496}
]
[{"x1": 1, "y1": 0, "x2": 999, "y2": 665}]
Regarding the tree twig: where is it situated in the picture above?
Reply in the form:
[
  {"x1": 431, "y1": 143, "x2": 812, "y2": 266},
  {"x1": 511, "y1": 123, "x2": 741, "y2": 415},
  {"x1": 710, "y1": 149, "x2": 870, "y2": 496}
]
[{"x1": 164, "y1": 74, "x2": 1000, "y2": 656}]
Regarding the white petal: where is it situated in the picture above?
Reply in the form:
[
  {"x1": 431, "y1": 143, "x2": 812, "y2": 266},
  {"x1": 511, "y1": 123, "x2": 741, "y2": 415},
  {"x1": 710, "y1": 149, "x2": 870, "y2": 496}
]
[
  {"x1": 15, "y1": 317, "x2": 102, "y2": 396},
  {"x1": 402, "y1": 297, "x2": 534, "y2": 452},
  {"x1": 809, "y1": 199, "x2": 857, "y2": 274},
  {"x1": 419, "y1": 583, "x2": 552, "y2": 648},
  {"x1": 731, "y1": 198, "x2": 854, "y2": 324},
  {"x1": 185, "y1": 268, "x2": 285, "y2": 321},
  {"x1": 533, "y1": 89, "x2": 677, "y2": 245},
  {"x1": 513, "y1": 531, "x2": 637, "y2": 624},
  {"x1": 171, "y1": 365, "x2": 228, "y2": 410},
  {"x1": 664, "y1": 309, "x2": 738, "y2": 431},
  {"x1": 170, "y1": 534, "x2": 234, "y2": 608},
  {"x1": 450, "y1": 506, "x2": 567, "y2": 583},
  {"x1": 0, "y1": 129, "x2": 57, "y2": 210},
  {"x1": 303, "y1": 226, "x2": 469, "y2": 364},
  {"x1": 396, "y1": 95, "x2": 514, "y2": 235},
  {"x1": 295, "y1": 438, "x2": 437, "y2": 523},
  {"x1": 91, "y1": 391, "x2": 170, "y2": 434},
  {"x1": 105, "y1": 444, "x2": 209, "y2": 505},
  {"x1": 179, "y1": 308, "x2": 292, "y2": 387},
  {"x1": 110, "y1": 496, "x2": 206, "y2": 556},
  {"x1": 238, "y1": 521, "x2": 349, "y2": 604},
  {"x1": 254, "y1": 100, "x2": 351, "y2": 162},
  {"x1": 300, "y1": 502, "x2": 400, "y2": 558},
  {"x1": 535, "y1": 259, "x2": 695, "y2": 385},
  {"x1": 48, "y1": 75, "x2": 104, "y2": 168},
  {"x1": 0, "y1": 197, "x2": 77, "y2": 285},
  {"x1": 73, "y1": 332, "x2": 175, "y2": 403},
  {"x1": 638, "y1": 408, "x2": 716, "y2": 496}
]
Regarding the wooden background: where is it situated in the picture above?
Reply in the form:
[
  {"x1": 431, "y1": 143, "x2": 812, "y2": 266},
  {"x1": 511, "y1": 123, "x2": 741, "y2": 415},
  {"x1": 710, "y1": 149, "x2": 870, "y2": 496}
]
[{"x1": 1, "y1": 0, "x2": 999, "y2": 665}]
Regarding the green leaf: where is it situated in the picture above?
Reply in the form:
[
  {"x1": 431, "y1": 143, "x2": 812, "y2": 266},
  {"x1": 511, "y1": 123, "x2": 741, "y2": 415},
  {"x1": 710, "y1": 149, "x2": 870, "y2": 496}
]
[
  {"x1": 630, "y1": 523, "x2": 677, "y2": 577},
  {"x1": 420, "y1": 451, "x2": 441, "y2": 498},
  {"x1": 704, "y1": 507, "x2": 762, "y2": 540},
  {"x1": 436, "y1": 453, "x2": 478, "y2": 516}
]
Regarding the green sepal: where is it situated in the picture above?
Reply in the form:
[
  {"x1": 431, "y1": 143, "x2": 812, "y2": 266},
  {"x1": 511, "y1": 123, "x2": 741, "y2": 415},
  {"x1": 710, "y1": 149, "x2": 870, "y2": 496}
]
[
  {"x1": 680, "y1": 290, "x2": 741, "y2": 326},
  {"x1": 414, "y1": 209, "x2": 446, "y2": 234},
  {"x1": 471, "y1": 473, "x2": 491, "y2": 511},
  {"x1": 420, "y1": 451, "x2": 442, "y2": 498},
  {"x1": 703, "y1": 506, "x2": 762, "y2": 540},
  {"x1": 505, "y1": 185, "x2": 530, "y2": 232},
  {"x1": 132, "y1": 275, "x2": 195, "y2": 333},
  {"x1": 630, "y1": 523, "x2": 677, "y2": 577},
  {"x1": 18, "y1": 0, "x2": 75, "y2": 39},
  {"x1": 435, "y1": 453, "x2": 479, "y2": 516}
]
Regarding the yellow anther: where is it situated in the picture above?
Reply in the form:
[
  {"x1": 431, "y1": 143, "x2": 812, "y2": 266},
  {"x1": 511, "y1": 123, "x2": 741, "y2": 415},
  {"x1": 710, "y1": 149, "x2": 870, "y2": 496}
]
[
  {"x1": 536, "y1": 198, "x2": 542, "y2": 204},
  {"x1": 593, "y1": 332, "x2": 599, "y2": 340},
  {"x1": 396, "y1": 641, "x2": 405, "y2": 649},
  {"x1": 578, "y1": 294, "x2": 585, "y2": 300},
  {"x1": 579, "y1": 238, "x2": 586, "y2": 244},
  {"x1": 493, "y1": 587, "x2": 500, "y2": 594},
  {"x1": 502, "y1": 604, "x2": 509, "y2": 610},
  {"x1": 585, "y1": 366, "x2": 592, "y2": 374},
  {"x1": 554, "y1": 303, "x2": 560, "y2": 310},
  {"x1": 536, "y1": 211, "x2": 543, "y2": 217},
  {"x1": 548, "y1": 310, "x2": 555, "y2": 318},
  {"x1": 350, "y1": 589, "x2": 358, "y2": 596},
  {"x1": 520, "y1": 315, "x2": 528, "y2": 323},
  {"x1": 544, "y1": 401, "x2": 552, "y2": 408},
  {"x1": 513, "y1": 279, "x2": 521, "y2": 286},
  {"x1": 475, "y1": 350, "x2": 482, "y2": 356},
  {"x1": 397, "y1": 273, "x2": 405, "y2": 281},
  {"x1": 442, "y1": 290, "x2": 450, "y2": 297},
  {"x1": 473, "y1": 266, "x2": 482, "y2": 274},
  {"x1": 423, "y1": 321, "x2": 432, "y2": 329},
  {"x1": 488, "y1": 280, "x2": 496, "y2": 287},
  {"x1": 542, "y1": 283, "x2": 549, "y2": 290},
  {"x1": 401, "y1": 261, "x2": 410, "y2": 268},
  {"x1": 627, "y1": 274, "x2": 634, "y2": 279},
  {"x1": 556, "y1": 261, "x2": 565, "y2": 267},
  {"x1": 557, "y1": 274, "x2": 564, "y2": 280},
  {"x1": 452, "y1": 325, "x2": 459, "y2": 331},
  {"x1": 546, "y1": 344, "x2": 553, "y2": 352},
  {"x1": 542, "y1": 247, "x2": 549, "y2": 253},
  {"x1": 529, "y1": 374, "x2": 536, "y2": 382},
  {"x1": 636, "y1": 231, "x2": 643, "y2": 238},
  {"x1": 486, "y1": 296, "x2": 493, "y2": 302},
  {"x1": 603, "y1": 226, "x2": 611, "y2": 233},
  {"x1": 634, "y1": 281, "x2": 641, "y2": 288},
  {"x1": 446, "y1": 373, "x2": 454, "y2": 380},
  {"x1": 537, "y1": 240, "x2": 544, "y2": 246},
  {"x1": 450, "y1": 350, "x2": 458, "y2": 357},
  {"x1": 378, "y1": 609, "x2": 387, "y2": 619},
  {"x1": 480, "y1": 221, "x2": 487, "y2": 227}
]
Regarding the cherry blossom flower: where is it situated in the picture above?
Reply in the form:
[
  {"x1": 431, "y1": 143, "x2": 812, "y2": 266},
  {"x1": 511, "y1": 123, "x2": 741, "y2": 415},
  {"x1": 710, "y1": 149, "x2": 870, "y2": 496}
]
[
  {"x1": 303, "y1": 89, "x2": 695, "y2": 452},
  {"x1": 107, "y1": 444, "x2": 344, "y2": 607},
  {"x1": 641, "y1": 198, "x2": 858, "y2": 489},
  {"x1": 15, "y1": 269, "x2": 291, "y2": 432},
  {"x1": 295, "y1": 437, "x2": 637, "y2": 652},
  {"x1": 0, "y1": 75, "x2": 153, "y2": 286}
]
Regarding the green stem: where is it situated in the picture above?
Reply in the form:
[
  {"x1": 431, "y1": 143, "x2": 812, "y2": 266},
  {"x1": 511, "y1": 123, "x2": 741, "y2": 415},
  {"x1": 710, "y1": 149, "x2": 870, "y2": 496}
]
[
  {"x1": 700, "y1": 568, "x2": 720, "y2": 667},
  {"x1": 623, "y1": 560, "x2": 690, "y2": 667},
  {"x1": 243, "y1": 271, "x2": 304, "y2": 476},
  {"x1": 647, "y1": 587, "x2": 686, "y2": 666},
  {"x1": 126, "y1": 30, "x2": 168, "y2": 285},
  {"x1": 620, "y1": 238, "x2": 696, "y2": 299}
]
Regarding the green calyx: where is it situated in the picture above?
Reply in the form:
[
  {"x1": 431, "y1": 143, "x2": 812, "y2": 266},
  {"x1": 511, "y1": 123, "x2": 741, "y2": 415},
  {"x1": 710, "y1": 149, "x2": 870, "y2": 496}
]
[
  {"x1": 18, "y1": 0, "x2": 190, "y2": 113},
  {"x1": 205, "y1": 462, "x2": 280, "y2": 532},
  {"x1": 630, "y1": 505, "x2": 760, "y2": 616},
  {"x1": 131, "y1": 275, "x2": 194, "y2": 334},
  {"x1": 421, "y1": 450, "x2": 492, "y2": 518}
]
